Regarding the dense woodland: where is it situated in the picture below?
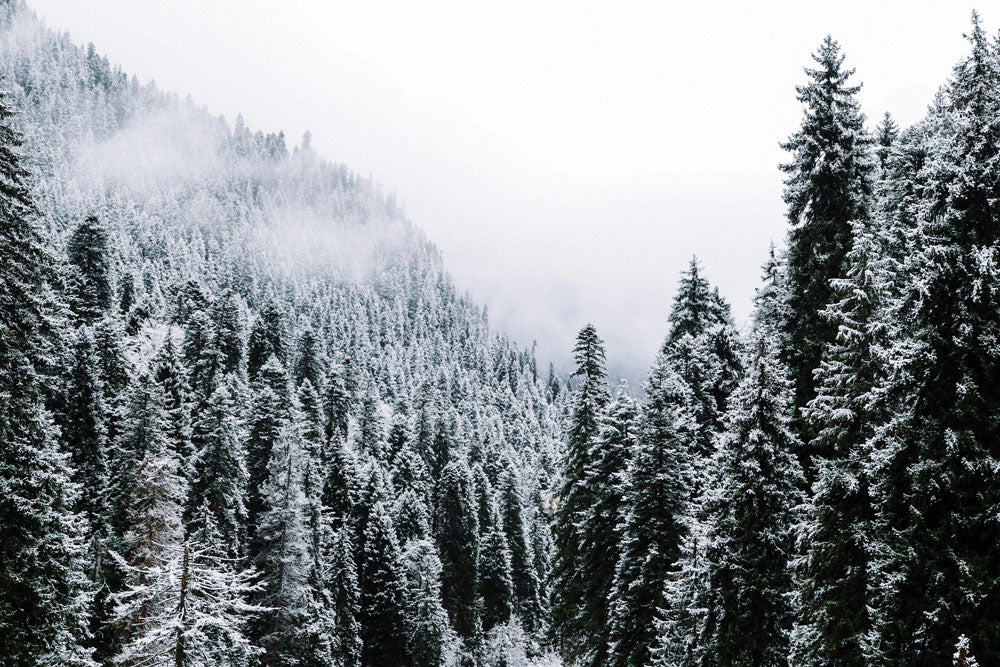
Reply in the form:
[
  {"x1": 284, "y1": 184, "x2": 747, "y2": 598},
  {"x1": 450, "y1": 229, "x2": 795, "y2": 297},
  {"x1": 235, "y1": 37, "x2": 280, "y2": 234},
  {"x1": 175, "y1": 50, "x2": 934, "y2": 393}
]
[{"x1": 1, "y1": 0, "x2": 999, "y2": 665}]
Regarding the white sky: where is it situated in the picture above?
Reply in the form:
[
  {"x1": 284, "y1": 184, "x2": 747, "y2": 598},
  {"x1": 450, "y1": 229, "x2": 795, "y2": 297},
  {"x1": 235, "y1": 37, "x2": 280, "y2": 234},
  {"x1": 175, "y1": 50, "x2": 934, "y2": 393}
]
[{"x1": 30, "y1": 0, "x2": 978, "y2": 382}]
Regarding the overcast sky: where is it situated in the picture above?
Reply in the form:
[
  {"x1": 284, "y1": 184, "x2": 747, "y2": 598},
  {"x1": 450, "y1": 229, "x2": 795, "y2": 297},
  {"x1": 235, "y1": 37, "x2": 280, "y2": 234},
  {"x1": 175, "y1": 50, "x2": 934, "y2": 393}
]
[{"x1": 31, "y1": 0, "x2": 978, "y2": 382}]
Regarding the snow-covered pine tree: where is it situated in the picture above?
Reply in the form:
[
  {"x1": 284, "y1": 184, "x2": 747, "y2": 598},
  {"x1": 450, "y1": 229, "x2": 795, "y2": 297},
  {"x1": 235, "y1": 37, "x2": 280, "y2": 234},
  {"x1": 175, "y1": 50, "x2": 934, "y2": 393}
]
[
  {"x1": 66, "y1": 214, "x2": 113, "y2": 323},
  {"x1": 790, "y1": 212, "x2": 892, "y2": 665},
  {"x1": 606, "y1": 355, "x2": 694, "y2": 667},
  {"x1": 361, "y1": 502, "x2": 411, "y2": 666},
  {"x1": 247, "y1": 299, "x2": 287, "y2": 380},
  {"x1": 402, "y1": 538, "x2": 454, "y2": 665},
  {"x1": 869, "y1": 15, "x2": 1000, "y2": 663},
  {"x1": 479, "y1": 519, "x2": 515, "y2": 633},
  {"x1": 575, "y1": 383, "x2": 638, "y2": 666},
  {"x1": 187, "y1": 380, "x2": 248, "y2": 560},
  {"x1": 328, "y1": 526, "x2": 363, "y2": 667},
  {"x1": 153, "y1": 334, "x2": 195, "y2": 478},
  {"x1": 110, "y1": 379, "x2": 186, "y2": 666},
  {"x1": 435, "y1": 457, "x2": 480, "y2": 640},
  {"x1": 0, "y1": 86, "x2": 94, "y2": 665},
  {"x1": 498, "y1": 459, "x2": 543, "y2": 633},
  {"x1": 698, "y1": 332, "x2": 804, "y2": 665},
  {"x1": 780, "y1": 35, "x2": 874, "y2": 436},
  {"x1": 250, "y1": 421, "x2": 323, "y2": 665},
  {"x1": 550, "y1": 323, "x2": 609, "y2": 661}
]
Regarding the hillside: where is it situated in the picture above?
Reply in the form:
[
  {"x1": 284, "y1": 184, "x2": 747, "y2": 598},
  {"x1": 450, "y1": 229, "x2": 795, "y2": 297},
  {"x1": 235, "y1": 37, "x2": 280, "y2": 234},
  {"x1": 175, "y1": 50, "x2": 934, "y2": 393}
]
[{"x1": 0, "y1": 1, "x2": 564, "y2": 664}]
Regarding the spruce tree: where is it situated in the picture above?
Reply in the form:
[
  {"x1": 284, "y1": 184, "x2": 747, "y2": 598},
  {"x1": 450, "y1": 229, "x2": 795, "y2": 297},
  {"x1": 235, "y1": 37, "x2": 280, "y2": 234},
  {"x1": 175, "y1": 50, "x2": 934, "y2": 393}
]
[
  {"x1": 361, "y1": 503, "x2": 411, "y2": 666},
  {"x1": 328, "y1": 527, "x2": 362, "y2": 667},
  {"x1": 869, "y1": 16, "x2": 1000, "y2": 663},
  {"x1": 0, "y1": 87, "x2": 94, "y2": 666},
  {"x1": 248, "y1": 299, "x2": 287, "y2": 380},
  {"x1": 498, "y1": 462, "x2": 542, "y2": 633},
  {"x1": 576, "y1": 384, "x2": 638, "y2": 665},
  {"x1": 479, "y1": 523, "x2": 515, "y2": 633},
  {"x1": 67, "y1": 215, "x2": 113, "y2": 322},
  {"x1": 435, "y1": 458, "x2": 480, "y2": 639},
  {"x1": 550, "y1": 324, "x2": 609, "y2": 660},
  {"x1": 699, "y1": 333, "x2": 804, "y2": 666},
  {"x1": 59, "y1": 328, "x2": 110, "y2": 535},
  {"x1": 790, "y1": 214, "x2": 890, "y2": 665},
  {"x1": 606, "y1": 355, "x2": 693, "y2": 667},
  {"x1": 153, "y1": 335, "x2": 194, "y2": 477},
  {"x1": 402, "y1": 538, "x2": 453, "y2": 665},
  {"x1": 780, "y1": 35, "x2": 874, "y2": 431},
  {"x1": 188, "y1": 381, "x2": 248, "y2": 560},
  {"x1": 250, "y1": 422, "x2": 313, "y2": 666}
]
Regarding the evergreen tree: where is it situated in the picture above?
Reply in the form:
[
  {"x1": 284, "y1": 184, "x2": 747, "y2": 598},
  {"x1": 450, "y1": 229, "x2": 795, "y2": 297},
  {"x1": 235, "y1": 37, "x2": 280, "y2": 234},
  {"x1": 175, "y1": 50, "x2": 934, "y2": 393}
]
[
  {"x1": 869, "y1": 16, "x2": 1000, "y2": 663},
  {"x1": 435, "y1": 458, "x2": 480, "y2": 639},
  {"x1": 109, "y1": 381, "x2": 187, "y2": 666},
  {"x1": 328, "y1": 527, "x2": 362, "y2": 667},
  {"x1": 212, "y1": 289, "x2": 245, "y2": 376},
  {"x1": 479, "y1": 523, "x2": 515, "y2": 633},
  {"x1": 188, "y1": 381, "x2": 248, "y2": 560},
  {"x1": 699, "y1": 333, "x2": 804, "y2": 666},
  {"x1": 0, "y1": 87, "x2": 94, "y2": 665},
  {"x1": 323, "y1": 361, "x2": 352, "y2": 444},
  {"x1": 875, "y1": 111, "x2": 899, "y2": 173},
  {"x1": 361, "y1": 503, "x2": 411, "y2": 666},
  {"x1": 780, "y1": 35, "x2": 874, "y2": 430},
  {"x1": 790, "y1": 214, "x2": 890, "y2": 665},
  {"x1": 59, "y1": 328, "x2": 110, "y2": 535},
  {"x1": 606, "y1": 355, "x2": 693, "y2": 667},
  {"x1": 245, "y1": 373, "x2": 287, "y2": 544},
  {"x1": 250, "y1": 422, "x2": 314, "y2": 666},
  {"x1": 576, "y1": 385, "x2": 638, "y2": 665},
  {"x1": 247, "y1": 300, "x2": 286, "y2": 380},
  {"x1": 402, "y1": 538, "x2": 453, "y2": 666},
  {"x1": 153, "y1": 335, "x2": 194, "y2": 477},
  {"x1": 551, "y1": 323, "x2": 609, "y2": 660},
  {"x1": 295, "y1": 327, "x2": 326, "y2": 390},
  {"x1": 498, "y1": 462, "x2": 542, "y2": 633},
  {"x1": 67, "y1": 215, "x2": 113, "y2": 322}
]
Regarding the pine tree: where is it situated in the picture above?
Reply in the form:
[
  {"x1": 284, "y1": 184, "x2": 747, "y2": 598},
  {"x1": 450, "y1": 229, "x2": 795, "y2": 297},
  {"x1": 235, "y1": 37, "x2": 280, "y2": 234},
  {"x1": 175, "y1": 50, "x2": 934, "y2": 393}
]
[
  {"x1": 435, "y1": 458, "x2": 480, "y2": 640},
  {"x1": 153, "y1": 335, "x2": 194, "y2": 477},
  {"x1": 328, "y1": 527, "x2": 362, "y2": 667},
  {"x1": 212, "y1": 289, "x2": 245, "y2": 376},
  {"x1": 109, "y1": 381, "x2": 187, "y2": 666},
  {"x1": 479, "y1": 523, "x2": 515, "y2": 633},
  {"x1": 780, "y1": 35, "x2": 874, "y2": 430},
  {"x1": 59, "y1": 328, "x2": 110, "y2": 535},
  {"x1": 183, "y1": 307, "x2": 223, "y2": 408},
  {"x1": 875, "y1": 112, "x2": 899, "y2": 173},
  {"x1": 402, "y1": 538, "x2": 453, "y2": 665},
  {"x1": 606, "y1": 355, "x2": 693, "y2": 667},
  {"x1": 361, "y1": 503, "x2": 411, "y2": 666},
  {"x1": 576, "y1": 384, "x2": 638, "y2": 665},
  {"x1": 247, "y1": 300, "x2": 286, "y2": 380},
  {"x1": 295, "y1": 327, "x2": 326, "y2": 390},
  {"x1": 551, "y1": 324, "x2": 609, "y2": 660},
  {"x1": 322, "y1": 362, "x2": 352, "y2": 444},
  {"x1": 0, "y1": 87, "x2": 94, "y2": 666},
  {"x1": 699, "y1": 333, "x2": 804, "y2": 666},
  {"x1": 245, "y1": 373, "x2": 287, "y2": 544},
  {"x1": 250, "y1": 422, "x2": 313, "y2": 666},
  {"x1": 869, "y1": 16, "x2": 1000, "y2": 663},
  {"x1": 188, "y1": 381, "x2": 248, "y2": 560},
  {"x1": 790, "y1": 214, "x2": 890, "y2": 665},
  {"x1": 67, "y1": 215, "x2": 113, "y2": 322},
  {"x1": 498, "y1": 462, "x2": 542, "y2": 633}
]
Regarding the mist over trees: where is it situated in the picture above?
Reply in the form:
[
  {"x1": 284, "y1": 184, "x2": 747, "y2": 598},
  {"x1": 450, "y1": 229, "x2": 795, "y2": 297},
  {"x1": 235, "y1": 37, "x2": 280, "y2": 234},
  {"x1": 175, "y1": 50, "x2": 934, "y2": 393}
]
[{"x1": 1, "y1": 0, "x2": 999, "y2": 665}]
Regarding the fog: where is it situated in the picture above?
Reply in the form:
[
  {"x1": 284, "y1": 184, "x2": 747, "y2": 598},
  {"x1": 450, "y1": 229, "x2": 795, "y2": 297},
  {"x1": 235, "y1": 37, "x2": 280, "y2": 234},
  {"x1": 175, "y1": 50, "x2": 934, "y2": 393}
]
[{"x1": 30, "y1": 0, "x2": 977, "y2": 383}]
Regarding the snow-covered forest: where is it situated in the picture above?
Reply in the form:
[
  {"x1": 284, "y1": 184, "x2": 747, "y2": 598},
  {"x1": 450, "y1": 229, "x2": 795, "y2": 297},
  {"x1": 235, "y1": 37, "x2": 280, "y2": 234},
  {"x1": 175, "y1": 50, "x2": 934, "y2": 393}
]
[{"x1": 1, "y1": 0, "x2": 999, "y2": 664}]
